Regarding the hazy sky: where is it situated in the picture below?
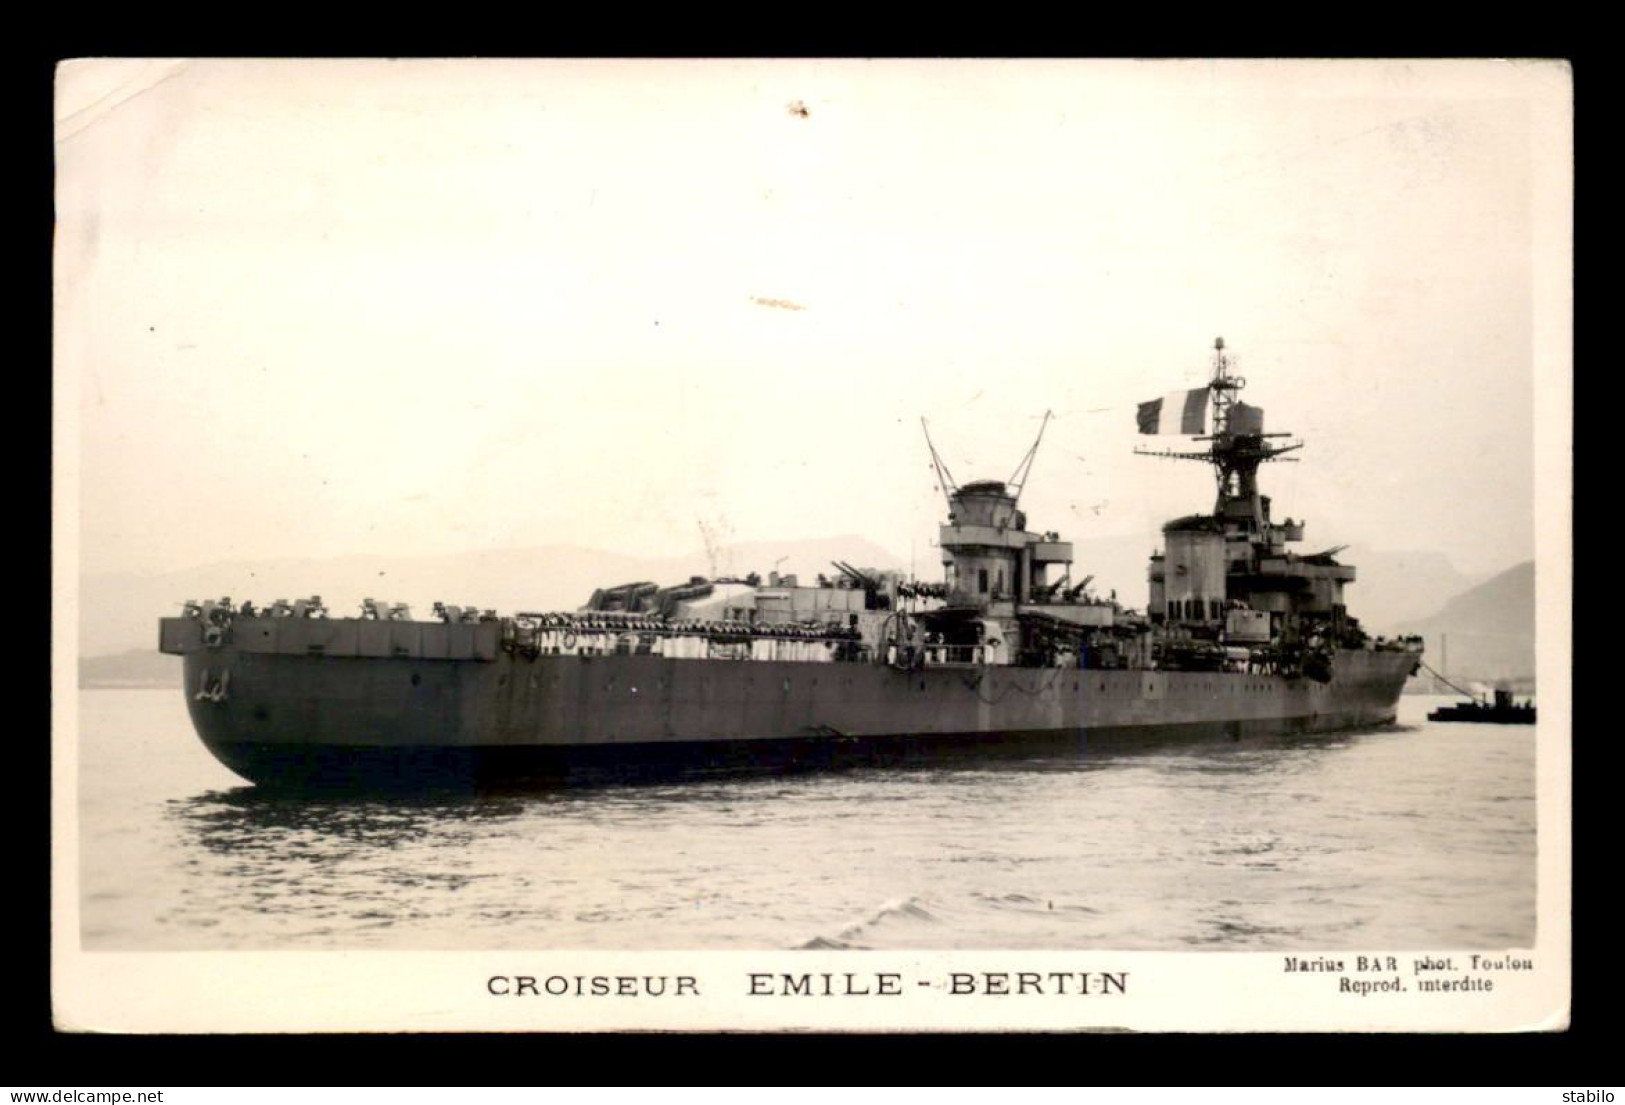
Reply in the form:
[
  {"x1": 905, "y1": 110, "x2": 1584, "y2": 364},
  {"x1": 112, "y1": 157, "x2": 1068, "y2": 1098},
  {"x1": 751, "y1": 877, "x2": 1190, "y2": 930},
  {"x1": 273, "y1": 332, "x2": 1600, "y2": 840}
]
[{"x1": 58, "y1": 59, "x2": 1569, "y2": 585}]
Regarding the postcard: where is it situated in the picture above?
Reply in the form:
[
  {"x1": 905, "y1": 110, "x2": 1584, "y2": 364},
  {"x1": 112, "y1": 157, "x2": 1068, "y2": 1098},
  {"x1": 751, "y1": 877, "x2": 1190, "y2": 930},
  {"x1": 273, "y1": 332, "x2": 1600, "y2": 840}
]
[{"x1": 53, "y1": 57, "x2": 1570, "y2": 1033}]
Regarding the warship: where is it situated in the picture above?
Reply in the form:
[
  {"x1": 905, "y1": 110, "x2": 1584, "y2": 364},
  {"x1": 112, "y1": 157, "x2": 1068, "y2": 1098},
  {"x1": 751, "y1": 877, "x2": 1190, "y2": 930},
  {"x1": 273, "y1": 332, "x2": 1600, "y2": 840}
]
[{"x1": 160, "y1": 339, "x2": 1423, "y2": 788}]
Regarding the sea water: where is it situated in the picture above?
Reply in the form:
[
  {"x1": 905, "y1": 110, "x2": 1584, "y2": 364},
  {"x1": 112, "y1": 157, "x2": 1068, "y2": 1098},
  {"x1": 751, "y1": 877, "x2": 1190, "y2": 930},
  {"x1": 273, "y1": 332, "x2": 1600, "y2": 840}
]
[{"x1": 74, "y1": 689, "x2": 1537, "y2": 951}]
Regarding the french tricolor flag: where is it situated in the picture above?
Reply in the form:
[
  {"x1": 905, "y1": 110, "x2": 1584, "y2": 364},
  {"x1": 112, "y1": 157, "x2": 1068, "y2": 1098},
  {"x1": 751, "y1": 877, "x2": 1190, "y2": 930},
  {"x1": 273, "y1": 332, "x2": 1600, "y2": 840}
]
[{"x1": 1137, "y1": 387, "x2": 1209, "y2": 435}]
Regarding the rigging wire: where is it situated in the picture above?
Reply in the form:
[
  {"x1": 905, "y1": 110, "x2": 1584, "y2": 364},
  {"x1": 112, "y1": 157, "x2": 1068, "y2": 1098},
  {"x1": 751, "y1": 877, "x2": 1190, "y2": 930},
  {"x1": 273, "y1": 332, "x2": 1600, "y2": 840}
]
[{"x1": 1414, "y1": 660, "x2": 1483, "y2": 701}]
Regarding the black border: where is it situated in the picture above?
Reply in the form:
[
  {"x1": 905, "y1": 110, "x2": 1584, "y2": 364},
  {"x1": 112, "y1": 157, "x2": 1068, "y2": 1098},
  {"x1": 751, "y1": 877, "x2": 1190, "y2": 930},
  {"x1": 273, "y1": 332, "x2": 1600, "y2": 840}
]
[{"x1": 32, "y1": 48, "x2": 1591, "y2": 1085}]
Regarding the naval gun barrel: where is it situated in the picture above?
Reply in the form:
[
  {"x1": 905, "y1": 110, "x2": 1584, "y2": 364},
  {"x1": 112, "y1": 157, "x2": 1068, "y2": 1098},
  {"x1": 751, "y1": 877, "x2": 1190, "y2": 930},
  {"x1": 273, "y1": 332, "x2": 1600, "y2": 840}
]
[{"x1": 831, "y1": 561, "x2": 880, "y2": 590}]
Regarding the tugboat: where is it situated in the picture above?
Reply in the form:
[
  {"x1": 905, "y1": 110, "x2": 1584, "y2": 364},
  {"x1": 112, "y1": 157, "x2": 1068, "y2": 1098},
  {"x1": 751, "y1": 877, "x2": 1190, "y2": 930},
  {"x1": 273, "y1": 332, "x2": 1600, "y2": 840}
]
[
  {"x1": 159, "y1": 338, "x2": 1423, "y2": 788},
  {"x1": 1428, "y1": 688, "x2": 1536, "y2": 725}
]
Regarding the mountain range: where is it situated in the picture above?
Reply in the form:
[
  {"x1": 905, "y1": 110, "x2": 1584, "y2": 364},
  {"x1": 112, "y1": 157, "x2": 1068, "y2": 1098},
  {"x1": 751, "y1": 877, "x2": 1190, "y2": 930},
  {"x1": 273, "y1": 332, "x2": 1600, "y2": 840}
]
[
  {"x1": 74, "y1": 537, "x2": 1535, "y2": 689},
  {"x1": 1403, "y1": 560, "x2": 1537, "y2": 688}
]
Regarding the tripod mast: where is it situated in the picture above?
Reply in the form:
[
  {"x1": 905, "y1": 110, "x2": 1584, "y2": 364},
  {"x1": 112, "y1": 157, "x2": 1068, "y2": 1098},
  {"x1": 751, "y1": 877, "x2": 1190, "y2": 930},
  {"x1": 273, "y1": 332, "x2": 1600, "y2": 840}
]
[{"x1": 1134, "y1": 338, "x2": 1303, "y2": 531}]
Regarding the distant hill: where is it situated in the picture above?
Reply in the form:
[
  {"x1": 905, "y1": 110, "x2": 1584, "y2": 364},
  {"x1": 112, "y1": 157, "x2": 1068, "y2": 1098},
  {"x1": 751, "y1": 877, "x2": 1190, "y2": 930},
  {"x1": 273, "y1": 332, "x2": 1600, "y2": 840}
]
[
  {"x1": 79, "y1": 649, "x2": 182, "y2": 689},
  {"x1": 1406, "y1": 561, "x2": 1536, "y2": 687},
  {"x1": 77, "y1": 536, "x2": 905, "y2": 658},
  {"x1": 1339, "y1": 547, "x2": 1490, "y2": 637}
]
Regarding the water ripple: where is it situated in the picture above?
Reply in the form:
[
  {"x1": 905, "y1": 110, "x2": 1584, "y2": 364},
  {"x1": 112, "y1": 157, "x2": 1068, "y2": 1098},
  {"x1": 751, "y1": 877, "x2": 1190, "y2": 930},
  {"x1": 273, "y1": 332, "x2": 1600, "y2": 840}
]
[{"x1": 80, "y1": 690, "x2": 1538, "y2": 951}]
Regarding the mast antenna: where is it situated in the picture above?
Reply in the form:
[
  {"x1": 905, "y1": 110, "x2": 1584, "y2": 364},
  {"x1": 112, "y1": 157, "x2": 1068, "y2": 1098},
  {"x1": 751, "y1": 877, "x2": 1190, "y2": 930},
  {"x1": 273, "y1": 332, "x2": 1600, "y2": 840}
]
[
  {"x1": 921, "y1": 418, "x2": 959, "y2": 513},
  {"x1": 1209, "y1": 336, "x2": 1244, "y2": 440},
  {"x1": 697, "y1": 517, "x2": 723, "y2": 578},
  {"x1": 1006, "y1": 409, "x2": 1054, "y2": 506},
  {"x1": 1132, "y1": 338, "x2": 1302, "y2": 526}
]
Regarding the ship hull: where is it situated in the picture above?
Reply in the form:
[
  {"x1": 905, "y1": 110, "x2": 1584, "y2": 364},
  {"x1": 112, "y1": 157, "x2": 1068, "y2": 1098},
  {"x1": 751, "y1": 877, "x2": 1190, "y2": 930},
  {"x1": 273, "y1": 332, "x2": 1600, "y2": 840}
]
[
  {"x1": 168, "y1": 619, "x2": 1415, "y2": 788},
  {"x1": 194, "y1": 712, "x2": 1400, "y2": 790}
]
